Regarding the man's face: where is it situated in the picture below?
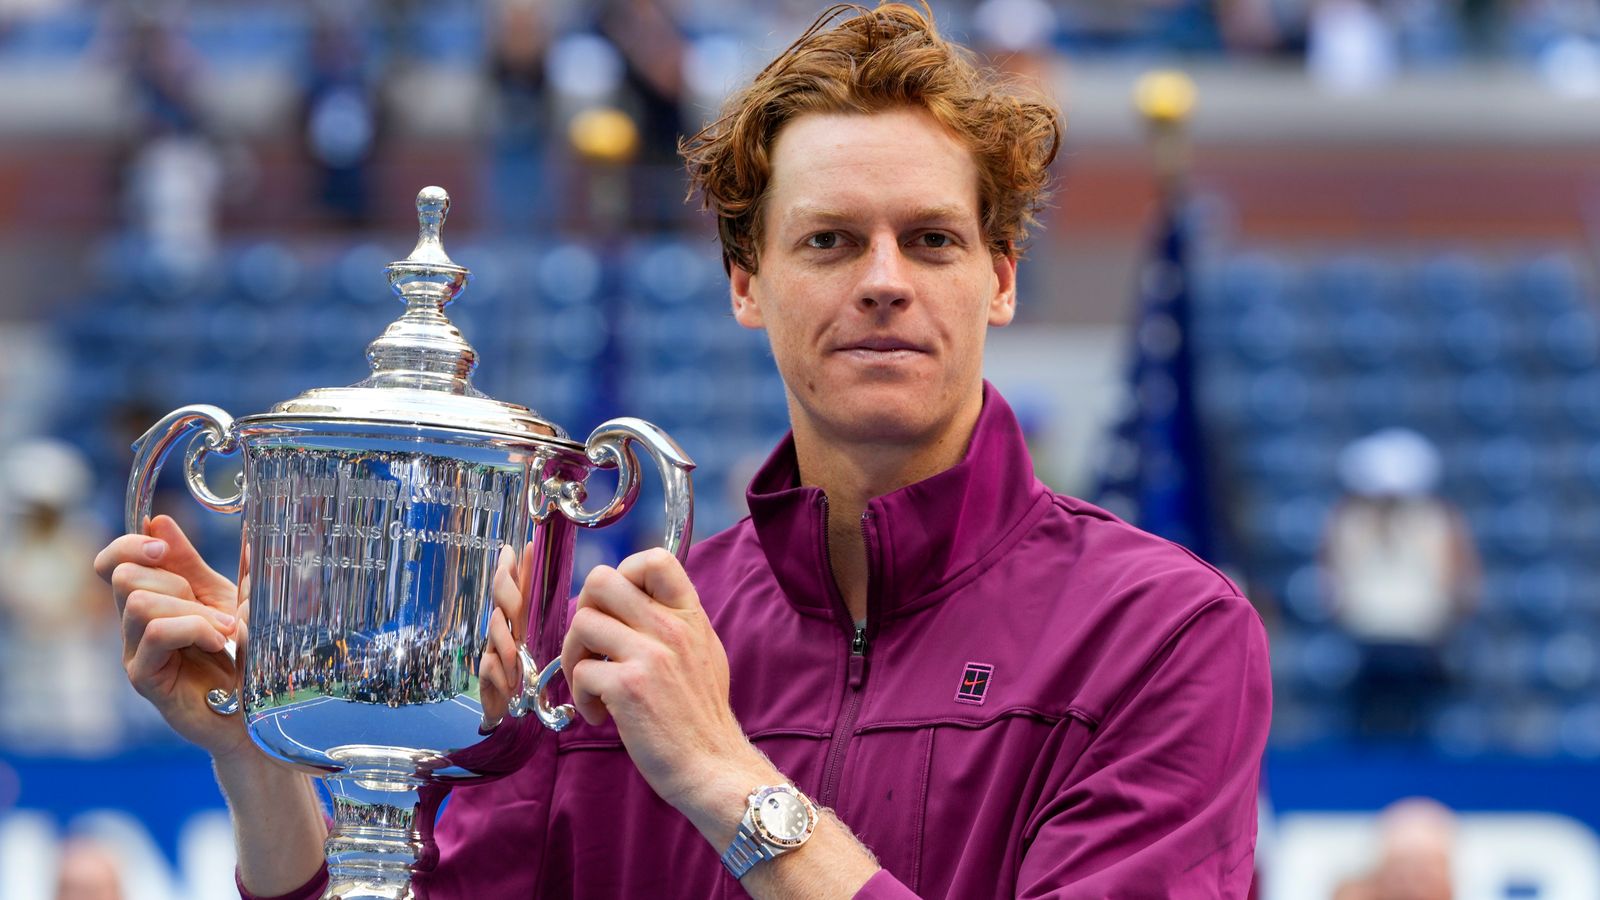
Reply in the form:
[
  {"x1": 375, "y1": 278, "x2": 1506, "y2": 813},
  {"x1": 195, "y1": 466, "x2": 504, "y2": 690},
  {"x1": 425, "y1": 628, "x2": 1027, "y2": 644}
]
[{"x1": 730, "y1": 107, "x2": 1017, "y2": 451}]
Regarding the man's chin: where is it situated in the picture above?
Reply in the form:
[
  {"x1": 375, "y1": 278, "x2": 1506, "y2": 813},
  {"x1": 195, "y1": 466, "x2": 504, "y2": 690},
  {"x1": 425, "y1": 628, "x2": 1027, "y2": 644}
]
[{"x1": 809, "y1": 400, "x2": 942, "y2": 447}]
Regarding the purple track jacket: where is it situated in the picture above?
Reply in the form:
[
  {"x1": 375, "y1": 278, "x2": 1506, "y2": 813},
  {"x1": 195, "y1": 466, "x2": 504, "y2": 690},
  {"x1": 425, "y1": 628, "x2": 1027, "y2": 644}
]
[{"x1": 244, "y1": 384, "x2": 1271, "y2": 899}]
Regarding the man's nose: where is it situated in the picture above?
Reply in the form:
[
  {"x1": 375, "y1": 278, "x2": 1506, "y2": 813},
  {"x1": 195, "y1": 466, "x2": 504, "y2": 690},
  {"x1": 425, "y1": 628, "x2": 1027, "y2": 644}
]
[{"x1": 857, "y1": 237, "x2": 911, "y2": 311}]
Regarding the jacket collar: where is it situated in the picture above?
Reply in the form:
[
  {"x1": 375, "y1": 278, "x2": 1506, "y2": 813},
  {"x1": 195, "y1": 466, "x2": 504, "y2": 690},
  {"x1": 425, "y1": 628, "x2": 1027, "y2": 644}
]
[{"x1": 746, "y1": 382, "x2": 1051, "y2": 626}]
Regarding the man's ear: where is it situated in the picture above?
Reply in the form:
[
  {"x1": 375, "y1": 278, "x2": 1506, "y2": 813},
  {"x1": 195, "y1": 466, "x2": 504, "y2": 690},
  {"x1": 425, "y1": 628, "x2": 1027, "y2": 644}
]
[
  {"x1": 989, "y1": 248, "x2": 1017, "y2": 327},
  {"x1": 730, "y1": 263, "x2": 764, "y2": 329}
]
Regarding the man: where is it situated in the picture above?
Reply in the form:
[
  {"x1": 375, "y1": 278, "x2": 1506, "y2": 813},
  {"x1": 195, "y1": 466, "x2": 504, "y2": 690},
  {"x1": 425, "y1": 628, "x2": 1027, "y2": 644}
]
[{"x1": 95, "y1": 5, "x2": 1270, "y2": 897}]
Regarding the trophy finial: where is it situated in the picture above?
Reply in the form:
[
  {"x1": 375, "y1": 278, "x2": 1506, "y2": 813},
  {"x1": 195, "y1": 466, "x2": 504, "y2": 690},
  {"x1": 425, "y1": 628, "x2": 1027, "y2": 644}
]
[
  {"x1": 403, "y1": 186, "x2": 457, "y2": 270},
  {"x1": 369, "y1": 186, "x2": 478, "y2": 391}
]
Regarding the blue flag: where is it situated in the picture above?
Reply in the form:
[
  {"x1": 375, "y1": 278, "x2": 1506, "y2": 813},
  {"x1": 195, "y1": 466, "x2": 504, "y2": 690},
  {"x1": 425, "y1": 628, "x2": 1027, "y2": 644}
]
[{"x1": 1094, "y1": 196, "x2": 1217, "y2": 561}]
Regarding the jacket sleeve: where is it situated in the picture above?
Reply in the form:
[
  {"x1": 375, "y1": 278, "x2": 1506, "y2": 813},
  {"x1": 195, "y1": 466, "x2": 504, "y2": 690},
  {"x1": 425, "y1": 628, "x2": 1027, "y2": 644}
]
[
  {"x1": 235, "y1": 864, "x2": 328, "y2": 900},
  {"x1": 1015, "y1": 595, "x2": 1272, "y2": 898}
]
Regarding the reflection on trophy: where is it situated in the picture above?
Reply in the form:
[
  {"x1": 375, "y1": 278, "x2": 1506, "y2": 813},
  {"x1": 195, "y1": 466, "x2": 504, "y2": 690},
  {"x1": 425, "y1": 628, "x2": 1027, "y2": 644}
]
[{"x1": 124, "y1": 187, "x2": 694, "y2": 900}]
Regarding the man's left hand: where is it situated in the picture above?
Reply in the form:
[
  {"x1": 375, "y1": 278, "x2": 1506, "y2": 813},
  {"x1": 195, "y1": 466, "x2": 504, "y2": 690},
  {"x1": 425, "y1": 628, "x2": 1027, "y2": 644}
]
[{"x1": 559, "y1": 547, "x2": 776, "y2": 836}]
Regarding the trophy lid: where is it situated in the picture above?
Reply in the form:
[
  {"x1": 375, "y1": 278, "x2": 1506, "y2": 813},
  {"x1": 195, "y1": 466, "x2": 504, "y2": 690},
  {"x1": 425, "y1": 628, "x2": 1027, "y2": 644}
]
[{"x1": 257, "y1": 186, "x2": 571, "y2": 443}]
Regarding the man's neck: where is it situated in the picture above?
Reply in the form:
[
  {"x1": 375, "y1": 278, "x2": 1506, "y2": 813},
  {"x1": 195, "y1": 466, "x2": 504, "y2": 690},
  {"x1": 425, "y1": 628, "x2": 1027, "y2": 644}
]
[{"x1": 791, "y1": 401, "x2": 982, "y2": 623}]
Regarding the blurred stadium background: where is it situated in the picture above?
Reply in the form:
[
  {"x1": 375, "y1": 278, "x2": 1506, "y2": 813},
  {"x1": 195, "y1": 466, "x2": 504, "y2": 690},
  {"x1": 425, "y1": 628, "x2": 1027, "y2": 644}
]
[{"x1": 1, "y1": 0, "x2": 1599, "y2": 897}]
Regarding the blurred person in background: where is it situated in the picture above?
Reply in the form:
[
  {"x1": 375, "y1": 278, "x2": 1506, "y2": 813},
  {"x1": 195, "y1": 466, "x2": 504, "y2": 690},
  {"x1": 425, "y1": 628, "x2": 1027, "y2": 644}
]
[
  {"x1": 595, "y1": 0, "x2": 691, "y2": 227},
  {"x1": 300, "y1": 3, "x2": 384, "y2": 229},
  {"x1": 0, "y1": 440, "x2": 120, "y2": 755},
  {"x1": 971, "y1": 0, "x2": 1059, "y2": 83},
  {"x1": 53, "y1": 837, "x2": 125, "y2": 900},
  {"x1": 1332, "y1": 797, "x2": 1457, "y2": 900},
  {"x1": 485, "y1": 0, "x2": 555, "y2": 233},
  {"x1": 1323, "y1": 428, "x2": 1479, "y2": 740},
  {"x1": 114, "y1": 8, "x2": 223, "y2": 277}
]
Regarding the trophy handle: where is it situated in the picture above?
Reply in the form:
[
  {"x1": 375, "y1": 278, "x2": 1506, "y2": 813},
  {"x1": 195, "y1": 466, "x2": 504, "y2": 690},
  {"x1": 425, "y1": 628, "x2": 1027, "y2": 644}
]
[
  {"x1": 127, "y1": 404, "x2": 244, "y2": 533},
  {"x1": 547, "y1": 417, "x2": 696, "y2": 560},
  {"x1": 126, "y1": 404, "x2": 245, "y2": 717},
  {"x1": 511, "y1": 647, "x2": 576, "y2": 732},
  {"x1": 517, "y1": 417, "x2": 696, "y2": 731}
]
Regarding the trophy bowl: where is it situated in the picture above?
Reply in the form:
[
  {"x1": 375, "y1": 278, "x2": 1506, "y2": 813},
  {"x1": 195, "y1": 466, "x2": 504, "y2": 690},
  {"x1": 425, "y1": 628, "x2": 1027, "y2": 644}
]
[{"x1": 123, "y1": 187, "x2": 694, "y2": 900}]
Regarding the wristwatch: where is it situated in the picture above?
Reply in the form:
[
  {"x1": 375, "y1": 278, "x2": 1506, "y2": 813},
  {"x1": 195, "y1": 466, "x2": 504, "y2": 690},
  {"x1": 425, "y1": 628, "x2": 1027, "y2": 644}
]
[{"x1": 720, "y1": 783, "x2": 819, "y2": 879}]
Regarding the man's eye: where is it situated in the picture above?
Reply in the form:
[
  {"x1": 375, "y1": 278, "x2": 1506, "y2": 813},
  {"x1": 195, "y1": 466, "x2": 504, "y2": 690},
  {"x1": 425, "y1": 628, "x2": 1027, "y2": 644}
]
[
  {"x1": 918, "y1": 233, "x2": 951, "y2": 249},
  {"x1": 805, "y1": 232, "x2": 839, "y2": 250}
]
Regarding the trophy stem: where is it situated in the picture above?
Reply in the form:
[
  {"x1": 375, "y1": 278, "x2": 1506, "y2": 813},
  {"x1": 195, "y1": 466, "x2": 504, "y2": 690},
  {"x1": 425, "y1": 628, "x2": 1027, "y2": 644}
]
[{"x1": 321, "y1": 766, "x2": 440, "y2": 900}]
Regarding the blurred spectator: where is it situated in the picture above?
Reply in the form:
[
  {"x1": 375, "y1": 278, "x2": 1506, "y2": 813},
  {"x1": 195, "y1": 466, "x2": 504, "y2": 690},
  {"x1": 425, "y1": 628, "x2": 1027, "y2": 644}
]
[
  {"x1": 1323, "y1": 429, "x2": 1479, "y2": 740},
  {"x1": 0, "y1": 440, "x2": 120, "y2": 755},
  {"x1": 115, "y1": 9, "x2": 223, "y2": 277},
  {"x1": 300, "y1": 4, "x2": 384, "y2": 229},
  {"x1": 53, "y1": 837, "x2": 125, "y2": 900},
  {"x1": 595, "y1": 0, "x2": 690, "y2": 227},
  {"x1": 485, "y1": 0, "x2": 555, "y2": 233},
  {"x1": 972, "y1": 0, "x2": 1059, "y2": 84},
  {"x1": 1333, "y1": 797, "x2": 1456, "y2": 900},
  {"x1": 1309, "y1": 0, "x2": 1400, "y2": 91}
]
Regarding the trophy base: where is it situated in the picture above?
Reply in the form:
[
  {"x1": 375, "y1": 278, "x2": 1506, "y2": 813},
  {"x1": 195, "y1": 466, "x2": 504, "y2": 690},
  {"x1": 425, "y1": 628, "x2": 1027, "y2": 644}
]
[
  {"x1": 326, "y1": 876, "x2": 417, "y2": 900},
  {"x1": 321, "y1": 749, "x2": 443, "y2": 900}
]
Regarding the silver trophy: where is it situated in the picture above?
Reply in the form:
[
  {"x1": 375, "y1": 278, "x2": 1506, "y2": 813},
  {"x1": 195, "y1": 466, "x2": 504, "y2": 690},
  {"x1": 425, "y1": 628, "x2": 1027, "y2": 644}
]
[{"x1": 124, "y1": 187, "x2": 694, "y2": 900}]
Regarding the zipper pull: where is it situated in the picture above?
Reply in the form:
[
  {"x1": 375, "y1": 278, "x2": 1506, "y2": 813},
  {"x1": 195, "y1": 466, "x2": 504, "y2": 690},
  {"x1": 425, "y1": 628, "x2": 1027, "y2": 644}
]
[{"x1": 848, "y1": 625, "x2": 868, "y2": 689}]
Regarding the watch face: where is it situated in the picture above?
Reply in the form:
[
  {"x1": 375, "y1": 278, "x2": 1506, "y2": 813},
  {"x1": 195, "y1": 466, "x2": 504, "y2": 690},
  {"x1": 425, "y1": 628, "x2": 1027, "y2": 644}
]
[{"x1": 753, "y1": 789, "x2": 813, "y2": 846}]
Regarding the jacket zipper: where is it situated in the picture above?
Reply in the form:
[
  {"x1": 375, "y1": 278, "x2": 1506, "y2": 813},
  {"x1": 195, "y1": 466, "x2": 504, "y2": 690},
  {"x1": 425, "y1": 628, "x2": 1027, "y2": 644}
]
[{"x1": 818, "y1": 503, "x2": 874, "y2": 808}]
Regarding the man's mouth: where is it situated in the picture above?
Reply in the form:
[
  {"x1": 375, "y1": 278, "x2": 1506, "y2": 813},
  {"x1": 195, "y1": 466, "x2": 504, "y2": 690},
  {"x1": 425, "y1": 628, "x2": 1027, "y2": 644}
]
[{"x1": 836, "y1": 337, "x2": 926, "y2": 354}]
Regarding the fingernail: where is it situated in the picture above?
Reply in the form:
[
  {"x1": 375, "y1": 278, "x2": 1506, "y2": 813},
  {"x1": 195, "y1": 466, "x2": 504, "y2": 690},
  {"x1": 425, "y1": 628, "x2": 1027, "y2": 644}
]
[
  {"x1": 143, "y1": 540, "x2": 167, "y2": 560},
  {"x1": 214, "y1": 612, "x2": 236, "y2": 628}
]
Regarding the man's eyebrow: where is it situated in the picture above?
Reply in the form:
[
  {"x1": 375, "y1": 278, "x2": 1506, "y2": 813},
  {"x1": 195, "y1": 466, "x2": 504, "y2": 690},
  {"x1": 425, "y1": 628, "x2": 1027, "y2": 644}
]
[
  {"x1": 781, "y1": 204, "x2": 975, "y2": 228},
  {"x1": 782, "y1": 205, "x2": 853, "y2": 228}
]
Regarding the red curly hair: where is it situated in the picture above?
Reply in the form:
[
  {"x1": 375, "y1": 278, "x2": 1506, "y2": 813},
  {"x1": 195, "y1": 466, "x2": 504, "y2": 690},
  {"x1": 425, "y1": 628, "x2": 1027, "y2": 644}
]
[{"x1": 679, "y1": 2, "x2": 1061, "y2": 274}]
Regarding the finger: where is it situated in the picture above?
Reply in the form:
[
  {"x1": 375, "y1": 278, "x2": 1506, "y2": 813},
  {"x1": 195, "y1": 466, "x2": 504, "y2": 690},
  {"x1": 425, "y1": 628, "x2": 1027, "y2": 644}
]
[
  {"x1": 110, "y1": 563, "x2": 198, "y2": 613},
  {"x1": 517, "y1": 540, "x2": 536, "y2": 601},
  {"x1": 567, "y1": 657, "x2": 613, "y2": 726},
  {"x1": 489, "y1": 607, "x2": 522, "y2": 695},
  {"x1": 123, "y1": 591, "x2": 237, "y2": 660},
  {"x1": 126, "y1": 615, "x2": 231, "y2": 690},
  {"x1": 94, "y1": 534, "x2": 170, "y2": 583},
  {"x1": 575, "y1": 565, "x2": 655, "y2": 628},
  {"x1": 614, "y1": 547, "x2": 699, "y2": 611},
  {"x1": 145, "y1": 515, "x2": 234, "y2": 608},
  {"x1": 477, "y1": 645, "x2": 510, "y2": 730},
  {"x1": 561, "y1": 605, "x2": 640, "y2": 672},
  {"x1": 492, "y1": 547, "x2": 525, "y2": 643}
]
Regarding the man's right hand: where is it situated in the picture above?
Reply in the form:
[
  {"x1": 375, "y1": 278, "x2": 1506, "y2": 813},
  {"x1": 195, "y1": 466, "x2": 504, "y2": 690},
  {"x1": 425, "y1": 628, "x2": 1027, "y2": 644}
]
[{"x1": 93, "y1": 514, "x2": 254, "y2": 762}]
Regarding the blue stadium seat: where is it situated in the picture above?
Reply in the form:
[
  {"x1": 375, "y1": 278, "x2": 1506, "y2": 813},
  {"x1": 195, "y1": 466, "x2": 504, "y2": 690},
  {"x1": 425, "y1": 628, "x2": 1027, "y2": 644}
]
[
  {"x1": 536, "y1": 243, "x2": 604, "y2": 307},
  {"x1": 1213, "y1": 252, "x2": 1292, "y2": 311},
  {"x1": 1512, "y1": 561, "x2": 1578, "y2": 628},
  {"x1": 1537, "y1": 630, "x2": 1598, "y2": 694},
  {"x1": 1296, "y1": 630, "x2": 1362, "y2": 693},
  {"x1": 1247, "y1": 368, "x2": 1312, "y2": 427},
  {"x1": 1231, "y1": 303, "x2": 1303, "y2": 365},
  {"x1": 1514, "y1": 253, "x2": 1586, "y2": 317},
  {"x1": 1454, "y1": 368, "x2": 1518, "y2": 430},
  {"x1": 1429, "y1": 700, "x2": 1494, "y2": 756},
  {"x1": 335, "y1": 243, "x2": 395, "y2": 307},
  {"x1": 1468, "y1": 434, "x2": 1538, "y2": 497},
  {"x1": 1312, "y1": 254, "x2": 1393, "y2": 314},
  {"x1": 1559, "y1": 702, "x2": 1600, "y2": 758},
  {"x1": 627, "y1": 238, "x2": 721, "y2": 308},
  {"x1": 1542, "y1": 311, "x2": 1600, "y2": 370},
  {"x1": 1440, "y1": 308, "x2": 1505, "y2": 369},
  {"x1": 1491, "y1": 698, "x2": 1564, "y2": 757},
  {"x1": 229, "y1": 241, "x2": 302, "y2": 306},
  {"x1": 1415, "y1": 253, "x2": 1490, "y2": 315},
  {"x1": 1333, "y1": 306, "x2": 1405, "y2": 369},
  {"x1": 1478, "y1": 497, "x2": 1556, "y2": 560},
  {"x1": 1561, "y1": 372, "x2": 1600, "y2": 434}
]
